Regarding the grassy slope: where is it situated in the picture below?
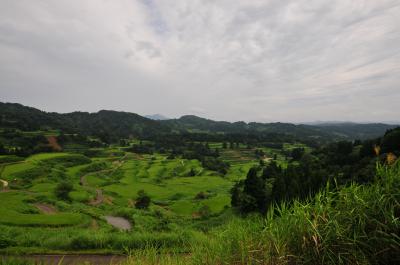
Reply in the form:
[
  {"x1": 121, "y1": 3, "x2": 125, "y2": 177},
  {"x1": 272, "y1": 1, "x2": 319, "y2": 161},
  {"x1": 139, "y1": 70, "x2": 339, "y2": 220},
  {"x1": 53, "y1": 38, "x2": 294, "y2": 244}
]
[
  {"x1": 128, "y1": 161, "x2": 399, "y2": 265},
  {"x1": 0, "y1": 192, "x2": 87, "y2": 226}
]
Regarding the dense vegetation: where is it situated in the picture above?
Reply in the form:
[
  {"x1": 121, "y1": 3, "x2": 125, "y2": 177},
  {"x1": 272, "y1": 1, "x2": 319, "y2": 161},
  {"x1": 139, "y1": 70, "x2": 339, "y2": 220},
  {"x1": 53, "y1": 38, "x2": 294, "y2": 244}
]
[
  {"x1": 0, "y1": 102, "x2": 399, "y2": 264},
  {"x1": 1, "y1": 102, "x2": 396, "y2": 145}
]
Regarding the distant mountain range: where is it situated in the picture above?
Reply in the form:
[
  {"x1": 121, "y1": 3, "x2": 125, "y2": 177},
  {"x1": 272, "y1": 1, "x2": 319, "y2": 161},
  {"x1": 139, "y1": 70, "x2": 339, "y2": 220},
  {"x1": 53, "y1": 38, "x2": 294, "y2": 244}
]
[
  {"x1": 303, "y1": 121, "x2": 400, "y2": 126},
  {"x1": 161, "y1": 115, "x2": 398, "y2": 141},
  {"x1": 0, "y1": 102, "x2": 398, "y2": 141}
]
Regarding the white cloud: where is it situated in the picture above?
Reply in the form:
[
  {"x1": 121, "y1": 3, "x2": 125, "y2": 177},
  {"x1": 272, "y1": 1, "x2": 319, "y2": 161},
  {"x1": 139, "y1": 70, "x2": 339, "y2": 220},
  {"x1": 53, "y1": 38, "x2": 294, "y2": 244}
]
[{"x1": 0, "y1": 0, "x2": 399, "y2": 122}]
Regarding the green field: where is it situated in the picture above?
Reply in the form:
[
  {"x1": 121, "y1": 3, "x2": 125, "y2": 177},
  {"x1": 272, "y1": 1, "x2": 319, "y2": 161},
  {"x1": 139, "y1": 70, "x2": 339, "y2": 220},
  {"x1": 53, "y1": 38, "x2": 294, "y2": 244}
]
[{"x1": 0, "y1": 142, "x2": 307, "y2": 254}]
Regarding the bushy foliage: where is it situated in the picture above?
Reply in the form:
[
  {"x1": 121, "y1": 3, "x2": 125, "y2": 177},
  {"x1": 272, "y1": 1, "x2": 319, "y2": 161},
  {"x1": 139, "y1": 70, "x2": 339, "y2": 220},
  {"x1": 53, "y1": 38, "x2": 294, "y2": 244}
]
[
  {"x1": 201, "y1": 156, "x2": 229, "y2": 175},
  {"x1": 54, "y1": 181, "x2": 73, "y2": 201},
  {"x1": 290, "y1": 147, "x2": 305, "y2": 160},
  {"x1": 43, "y1": 154, "x2": 91, "y2": 167},
  {"x1": 11, "y1": 166, "x2": 51, "y2": 186},
  {"x1": 135, "y1": 190, "x2": 151, "y2": 209},
  {"x1": 0, "y1": 155, "x2": 24, "y2": 164},
  {"x1": 78, "y1": 161, "x2": 108, "y2": 176}
]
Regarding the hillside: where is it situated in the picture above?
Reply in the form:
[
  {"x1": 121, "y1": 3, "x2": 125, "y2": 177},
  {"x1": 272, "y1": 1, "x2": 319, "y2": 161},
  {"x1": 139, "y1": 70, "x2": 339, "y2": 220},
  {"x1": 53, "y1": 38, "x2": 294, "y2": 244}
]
[
  {"x1": 1, "y1": 102, "x2": 396, "y2": 143},
  {"x1": 314, "y1": 122, "x2": 397, "y2": 140},
  {"x1": 0, "y1": 102, "x2": 170, "y2": 139},
  {"x1": 163, "y1": 114, "x2": 397, "y2": 140}
]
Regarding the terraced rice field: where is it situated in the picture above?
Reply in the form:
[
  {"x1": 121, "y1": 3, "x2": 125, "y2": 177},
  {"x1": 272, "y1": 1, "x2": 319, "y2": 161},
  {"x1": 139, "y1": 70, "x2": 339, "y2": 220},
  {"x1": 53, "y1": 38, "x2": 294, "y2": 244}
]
[{"x1": 0, "y1": 143, "x2": 302, "y2": 254}]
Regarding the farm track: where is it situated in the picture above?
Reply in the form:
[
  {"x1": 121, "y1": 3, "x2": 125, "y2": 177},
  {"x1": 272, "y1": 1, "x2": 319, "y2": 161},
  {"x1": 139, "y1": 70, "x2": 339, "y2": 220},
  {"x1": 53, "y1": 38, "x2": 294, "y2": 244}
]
[
  {"x1": 80, "y1": 154, "x2": 128, "y2": 206},
  {"x1": 89, "y1": 189, "x2": 103, "y2": 206},
  {"x1": 35, "y1": 203, "x2": 57, "y2": 214},
  {"x1": 78, "y1": 153, "x2": 133, "y2": 230},
  {"x1": 0, "y1": 179, "x2": 8, "y2": 192}
]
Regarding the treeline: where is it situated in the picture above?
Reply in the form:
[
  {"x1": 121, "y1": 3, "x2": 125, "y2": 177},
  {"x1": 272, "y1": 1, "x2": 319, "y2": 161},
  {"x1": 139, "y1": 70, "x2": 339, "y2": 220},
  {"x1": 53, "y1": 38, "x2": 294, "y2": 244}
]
[{"x1": 3, "y1": 102, "x2": 394, "y2": 145}]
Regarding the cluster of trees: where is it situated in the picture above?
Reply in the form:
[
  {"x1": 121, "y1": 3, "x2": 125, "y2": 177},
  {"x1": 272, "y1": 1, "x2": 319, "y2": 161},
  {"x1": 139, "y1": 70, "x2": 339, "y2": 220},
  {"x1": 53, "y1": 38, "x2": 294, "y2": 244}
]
[
  {"x1": 232, "y1": 127, "x2": 400, "y2": 214},
  {"x1": 0, "y1": 129, "x2": 107, "y2": 157},
  {"x1": 231, "y1": 159, "x2": 326, "y2": 214},
  {"x1": 128, "y1": 140, "x2": 230, "y2": 175},
  {"x1": 57, "y1": 132, "x2": 105, "y2": 149},
  {"x1": 201, "y1": 156, "x2": 230, "y2": 175},
  {"x1": 129, "y1": 142, "x2": 155, "y2": 154},
  {"x1": 290, "y1": 147, "x2": 305, "y2": 160},
  {"x1": 0, "y1": 129, "x2": 52, "y2": 156},
  {"x1": 180, "y1": 143, "x2": 229, "y2": 175},
  {"x1": 221, "y1": 142, "x2": 242, "y2": 149}
]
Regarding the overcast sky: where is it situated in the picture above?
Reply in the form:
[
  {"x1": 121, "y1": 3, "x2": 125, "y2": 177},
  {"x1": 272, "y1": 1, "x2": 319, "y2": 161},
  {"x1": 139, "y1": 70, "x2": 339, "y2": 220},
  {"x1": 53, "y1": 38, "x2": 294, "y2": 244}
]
[{"x1": 1, "y1": 0, "x2": 399, "y2": 123}]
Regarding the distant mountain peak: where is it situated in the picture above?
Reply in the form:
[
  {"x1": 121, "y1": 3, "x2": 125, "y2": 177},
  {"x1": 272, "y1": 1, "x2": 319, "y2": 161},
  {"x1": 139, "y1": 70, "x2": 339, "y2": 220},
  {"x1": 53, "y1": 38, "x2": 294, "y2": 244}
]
[{"x1": 145, "y1": 114, "x2": 169, "y2": 120}]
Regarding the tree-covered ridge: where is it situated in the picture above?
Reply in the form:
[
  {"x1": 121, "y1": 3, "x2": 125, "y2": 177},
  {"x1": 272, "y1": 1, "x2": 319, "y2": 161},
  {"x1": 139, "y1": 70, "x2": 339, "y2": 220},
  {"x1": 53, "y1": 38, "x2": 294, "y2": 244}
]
[
  {"x1": 0, "y1": 102, "x2": 170, "y2": 140},
  {"x1": 1, "y1": 102, "x2": 397, "y2": 143}
]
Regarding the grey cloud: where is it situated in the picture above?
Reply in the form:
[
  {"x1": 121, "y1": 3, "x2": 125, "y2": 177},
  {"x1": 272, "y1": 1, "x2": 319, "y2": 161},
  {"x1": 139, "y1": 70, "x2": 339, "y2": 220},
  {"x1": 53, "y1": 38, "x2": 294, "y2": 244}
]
[
  {"x1": 0, "y1": 0, "x2": 399, "y2": 123},
  {"x1": 136, "y1": 41, "x2": 161, "y2": 58}
]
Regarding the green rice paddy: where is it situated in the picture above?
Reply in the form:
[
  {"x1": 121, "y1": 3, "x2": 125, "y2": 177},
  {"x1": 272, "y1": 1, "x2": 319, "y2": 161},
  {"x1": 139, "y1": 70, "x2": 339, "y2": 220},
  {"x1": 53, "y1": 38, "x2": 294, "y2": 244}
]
[{"x1": 0, "y1": 142, "x2": 302, "y2": 254}]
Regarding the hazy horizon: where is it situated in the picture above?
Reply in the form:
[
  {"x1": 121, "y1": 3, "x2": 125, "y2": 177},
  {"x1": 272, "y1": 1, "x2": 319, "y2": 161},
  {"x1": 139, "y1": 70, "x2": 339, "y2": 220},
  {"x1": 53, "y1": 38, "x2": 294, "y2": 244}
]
[{"x1": 1, "y1": 1, "x2": 399, "y2": 123}]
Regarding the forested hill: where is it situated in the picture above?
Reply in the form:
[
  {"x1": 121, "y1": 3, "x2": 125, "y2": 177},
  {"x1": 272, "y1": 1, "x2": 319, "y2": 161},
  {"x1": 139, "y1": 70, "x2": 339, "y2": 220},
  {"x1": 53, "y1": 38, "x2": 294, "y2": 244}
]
[
  {"x1": 313, "y1": 122, "x2": 398, "y2": 140},
  {"x1": 0, "y1": 102, "x2": 397, "y2": 141},
  {"x1": 0, "y1": 102, "x2": 170, "y2": 139},
  {"x1": 162, "y1": 115, "x2": 397, "y2": 140}
]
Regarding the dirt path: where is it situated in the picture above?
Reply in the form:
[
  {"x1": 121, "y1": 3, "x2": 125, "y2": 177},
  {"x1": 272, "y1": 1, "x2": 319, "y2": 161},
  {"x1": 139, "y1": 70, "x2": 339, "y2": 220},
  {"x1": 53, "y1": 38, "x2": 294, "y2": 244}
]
[
  {"x1": 0, "y1": 179, "x2": 8, "y2": 192},
  {"x1": 80, "y1": 154, "x2": 128, "y2": 206},
  {"x1": 35, "y1": 203, "x2": 57, "y2": 214},
  {"x1": 1, "y1": 254, "x2": 126, "y2": 265},
  {"x1": 89, "y1": 189, "x2": 103, "y2": 206},
  {"x1": 0, "y1": 179, "x2": 8, "y2": 188},
  {"x1": 104, "y1": 216, "x2": 132, "y2": 231}
]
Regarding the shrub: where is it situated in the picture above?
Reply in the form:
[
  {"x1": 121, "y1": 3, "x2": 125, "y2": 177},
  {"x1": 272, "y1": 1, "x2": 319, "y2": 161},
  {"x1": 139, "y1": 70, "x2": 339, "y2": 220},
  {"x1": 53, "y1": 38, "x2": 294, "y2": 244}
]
[
  {"x1": 43, "y1": 154, "x2": 91, "y2": 167},
  {"x1": 198, "y1": 205, "x2": 211, "y2": 219},
  {"x1": 70, "y1": 235, "x2": 98, "y2": 250},
  {"x1": 195, "y1": 191, "x2": 209, "y2": 200},
  {"x1": 78, "y1": 161, "x2": 108, "y2": 176},
  {"x1": 135, "y1": 190, "x2": 151, "y2": 210},
  {"x1": 0, "y1": 234, "x2": 15, "y2": 248},
  {"x1": 54, "y1": 181, "x2": 73, "y2": 201}
]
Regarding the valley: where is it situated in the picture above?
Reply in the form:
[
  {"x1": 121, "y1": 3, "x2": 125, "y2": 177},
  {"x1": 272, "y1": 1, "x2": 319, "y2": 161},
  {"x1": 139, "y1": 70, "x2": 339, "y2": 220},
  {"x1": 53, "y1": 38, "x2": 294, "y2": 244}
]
[{"x1": 0, "y1": 103, "x2": 399, "y2": 265}]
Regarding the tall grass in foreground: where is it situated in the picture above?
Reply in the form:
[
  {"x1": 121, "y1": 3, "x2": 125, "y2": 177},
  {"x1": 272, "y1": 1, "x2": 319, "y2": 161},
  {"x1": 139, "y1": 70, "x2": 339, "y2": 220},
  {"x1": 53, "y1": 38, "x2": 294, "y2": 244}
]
[
  {"x1": 126, "y1": 161, "x2": 400, "y2": 265},
  {"x1": 191, "y1": 161, "x2": 400, "y2": 265}
]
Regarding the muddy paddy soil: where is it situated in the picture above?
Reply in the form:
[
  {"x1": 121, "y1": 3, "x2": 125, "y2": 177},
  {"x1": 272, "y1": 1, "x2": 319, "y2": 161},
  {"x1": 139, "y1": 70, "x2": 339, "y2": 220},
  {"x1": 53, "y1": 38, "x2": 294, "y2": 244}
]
[{"x1": 1, "y1": 254, "x2": 126, "y2": 265}]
